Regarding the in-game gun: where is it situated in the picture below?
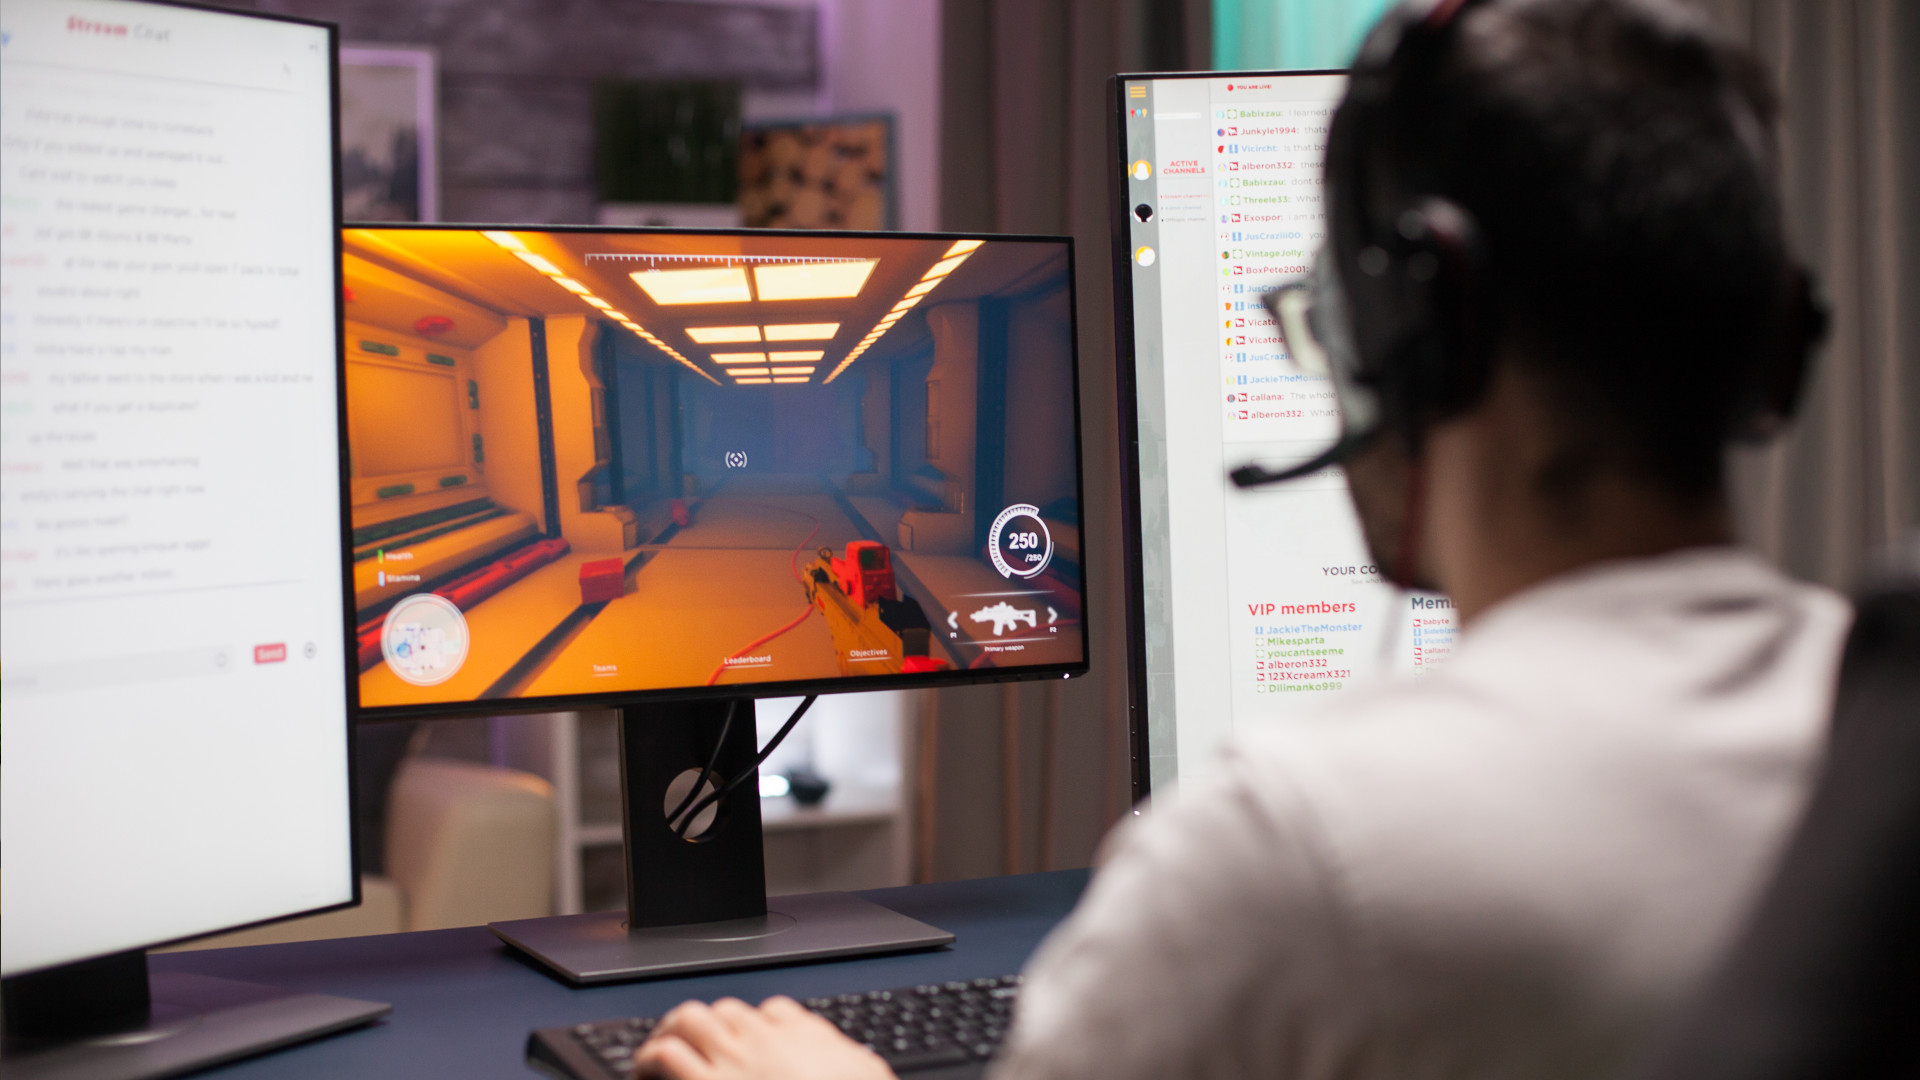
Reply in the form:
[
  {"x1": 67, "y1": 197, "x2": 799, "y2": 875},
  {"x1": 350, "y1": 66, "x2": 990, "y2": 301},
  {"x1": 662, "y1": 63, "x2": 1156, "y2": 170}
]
[
  {"x1": 802, "y1": 541, "x2": 949, "y2": 675},
  {"x1": 969, "y1": 601, "x2": 1037, "y2": 637}
]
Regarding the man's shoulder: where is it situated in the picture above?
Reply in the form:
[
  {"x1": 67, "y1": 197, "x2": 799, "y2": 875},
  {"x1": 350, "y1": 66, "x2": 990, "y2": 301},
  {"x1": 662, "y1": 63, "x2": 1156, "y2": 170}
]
[
  {"x1": 1217, "y1": 550, "x2": 1853, "y2": 798},
  {"x1": 1198, "y1": 567, "x2": 1849, "y2": 1019},
  {"x1": 1221, "y1": 674, "x2": 1522, "y2": 789}
]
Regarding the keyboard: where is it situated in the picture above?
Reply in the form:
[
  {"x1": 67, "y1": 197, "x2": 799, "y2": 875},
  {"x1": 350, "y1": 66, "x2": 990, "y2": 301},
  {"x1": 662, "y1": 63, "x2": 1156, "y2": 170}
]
[{"x1": 527, "y1": 974, "x2": 1022, "y2": 1079}]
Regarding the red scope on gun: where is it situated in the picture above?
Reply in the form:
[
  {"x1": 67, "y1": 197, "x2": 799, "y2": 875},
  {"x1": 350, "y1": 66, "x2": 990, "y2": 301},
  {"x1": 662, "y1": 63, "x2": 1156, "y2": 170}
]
[{"x1": 831, "y1": 541, "x2": 897, "y2": 609}]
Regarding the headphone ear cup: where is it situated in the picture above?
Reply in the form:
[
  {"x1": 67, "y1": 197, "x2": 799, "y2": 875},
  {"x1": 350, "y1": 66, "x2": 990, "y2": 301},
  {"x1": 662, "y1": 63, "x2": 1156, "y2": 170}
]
[{"x1": 1393, "y1": 198, "x2": 1490, "y2": 425}]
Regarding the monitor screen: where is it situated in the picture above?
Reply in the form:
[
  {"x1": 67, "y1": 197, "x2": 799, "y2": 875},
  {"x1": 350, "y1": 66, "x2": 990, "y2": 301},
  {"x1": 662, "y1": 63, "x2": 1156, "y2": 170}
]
[
  {"x1": 342, "y1": 227, "x2": 1087, "y2": 716},
  {"x1": 0, "y1": 0, "x2": 353, "y2": 976},
  {"x1": 1114, "y1": 73, "x2": 1457, "y2": 797}
]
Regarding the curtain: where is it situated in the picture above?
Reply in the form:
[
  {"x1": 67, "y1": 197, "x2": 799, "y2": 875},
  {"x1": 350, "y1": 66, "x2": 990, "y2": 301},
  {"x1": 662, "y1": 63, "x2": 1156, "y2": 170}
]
[
  {"x1": 915, "y1": 0, "x2": 1207, "y2": 882},
  {"x1": 1686, "y1": 0, "x2": 1920, "y2": 588}
]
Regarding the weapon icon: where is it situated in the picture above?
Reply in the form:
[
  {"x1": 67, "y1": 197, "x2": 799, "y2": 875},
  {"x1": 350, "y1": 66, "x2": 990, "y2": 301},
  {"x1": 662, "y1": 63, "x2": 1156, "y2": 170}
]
[{"x1": 970, "y1": 601, "x2": 1037, "y2": 637}]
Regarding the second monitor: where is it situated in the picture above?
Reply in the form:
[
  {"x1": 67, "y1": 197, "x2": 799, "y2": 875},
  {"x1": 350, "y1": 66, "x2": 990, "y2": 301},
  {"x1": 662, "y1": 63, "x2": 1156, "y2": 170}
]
[
  {"x1": 1113, "y1": 72, "x2": 1457, "y2": 799},
  {"x1": 341, "y1": 227, "x2": 1088, "y2": 718}
]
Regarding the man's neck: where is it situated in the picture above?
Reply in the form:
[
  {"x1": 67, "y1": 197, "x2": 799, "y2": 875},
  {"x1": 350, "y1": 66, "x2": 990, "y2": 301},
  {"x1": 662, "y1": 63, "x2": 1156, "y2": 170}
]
[
  {"x1": 1437, "y1": 477, "x2": 1733, "y2": 625},
  {"x1": 1422, "y1": 370, "x2": 1735, "y2": 625}
]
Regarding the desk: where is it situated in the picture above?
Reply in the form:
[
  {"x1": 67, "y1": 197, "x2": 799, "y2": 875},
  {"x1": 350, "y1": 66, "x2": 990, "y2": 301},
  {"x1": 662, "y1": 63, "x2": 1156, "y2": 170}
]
[{"x1": 150, "y1": 870, "x2": 1091, "y2": 1080}]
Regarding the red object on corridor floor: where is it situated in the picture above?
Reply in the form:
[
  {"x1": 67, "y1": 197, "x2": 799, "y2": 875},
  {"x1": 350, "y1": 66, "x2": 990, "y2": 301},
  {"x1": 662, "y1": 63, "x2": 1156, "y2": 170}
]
[{"x1": 579, "y1": 558, "x2": 625, "y2": 604}]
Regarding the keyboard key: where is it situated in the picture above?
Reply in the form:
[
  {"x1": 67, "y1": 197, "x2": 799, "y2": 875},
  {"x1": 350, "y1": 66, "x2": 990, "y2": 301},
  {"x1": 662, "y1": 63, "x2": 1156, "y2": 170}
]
[{"x1": 886, "y1": 1044, "x2": 972, "y2": 1070}]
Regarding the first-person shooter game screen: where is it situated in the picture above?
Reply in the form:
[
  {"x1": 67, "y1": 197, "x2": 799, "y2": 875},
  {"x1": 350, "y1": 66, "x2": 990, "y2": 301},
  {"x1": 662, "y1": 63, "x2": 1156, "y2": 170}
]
[{"x1": 341, "y1": 228, "x2": 1085, "y2": 711}]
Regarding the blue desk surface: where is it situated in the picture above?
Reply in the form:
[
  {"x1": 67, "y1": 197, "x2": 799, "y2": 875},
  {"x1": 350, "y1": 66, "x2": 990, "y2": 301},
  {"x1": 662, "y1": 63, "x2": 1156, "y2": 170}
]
[{"x1": 150, "y1": 870, "x2": 1090, "y2": 1079}]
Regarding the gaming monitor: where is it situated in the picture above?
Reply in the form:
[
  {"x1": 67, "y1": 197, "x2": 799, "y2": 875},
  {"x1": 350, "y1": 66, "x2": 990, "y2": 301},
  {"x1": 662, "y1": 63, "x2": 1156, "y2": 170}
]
[
  {"x1": 1112, "y1": 71, "x2": 1457, "y2": 799},
  {"x1": 336, "y1": 225, "x2": 1087, "y2": 983},
  {"x1": 341, "y1": 226, "x2": 1089, "y2": 720},
  {"x1": 1, "y1": 1, "x2": 385, "y2": 1074}
]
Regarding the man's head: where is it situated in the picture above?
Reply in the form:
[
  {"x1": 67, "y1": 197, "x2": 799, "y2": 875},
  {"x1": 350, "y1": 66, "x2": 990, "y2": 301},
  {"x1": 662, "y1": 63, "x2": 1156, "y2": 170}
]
[{"x1": 1315, "y1": 0, "x2": 1819, "y2": 597}]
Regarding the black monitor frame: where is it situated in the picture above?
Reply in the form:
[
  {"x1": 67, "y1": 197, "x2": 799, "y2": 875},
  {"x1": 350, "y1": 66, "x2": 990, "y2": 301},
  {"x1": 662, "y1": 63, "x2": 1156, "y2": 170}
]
[
  {"x1": 1, "y1": 3, "x2": 389, "y2": 1074},
  {"x1": 1108, "y1": 70, "x2": 1345, "y2": 803},
  {"x1": 0, "y1": 0, "x2": 366, "y2": 973},
  {"x1": 343, "y1": 223, "x2": 1092, "y2": 726}
]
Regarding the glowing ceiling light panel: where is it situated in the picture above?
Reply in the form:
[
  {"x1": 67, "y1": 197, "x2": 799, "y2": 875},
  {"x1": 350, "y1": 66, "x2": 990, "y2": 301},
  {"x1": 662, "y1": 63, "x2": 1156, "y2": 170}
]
[
  {"x1": 711, "y1": 352, "x2": 769, "y2": 365},
  {"x1": 552, "y1": 277, "x2": 591, "y2": 295},
  {"x1": 751, "y1": 260, "x2": 876, "y2": 301},
  {"x1": 483, "y1": 231, "x2": 528, "y2": 251},
  {"x1": 921, "y1": 254, "x2": 968, "y2": 280},
  {"x1": 515, "y1": 251, "x2": 563, "y2": 275},
  {"x1": 767, "y1": 350, "x2": 825, "y2": 363},
  {"x1": 727, "y1": 367, "x2": 772, "y2": 377},
  {"x1": 769, "y1": 366, "x2": 816, "y2": 376},
  {"x1": 904, "y1": 280, "x2": 939, "y2": 298},
  {"x1": 734, "y1": 377, "x2": 772, "y2": 385},
  {"x1": 631, "y1": 266, "x2": 753, "y2": 305},
  {"x1": 762, "y1": 322, "x2": 840, "y2": 341},
  {"x1": 772, "y1": 377, "x2": 810, "y2": 384},
  {"x1": 583, "y1": 296, "x2": 612, "y2": 309},
  {"x1": 944, "y1": 238, "x2": 985, "y2": 257},
  {"x1": 686, "y1": 325, "x2": 762, "y2": 344}
]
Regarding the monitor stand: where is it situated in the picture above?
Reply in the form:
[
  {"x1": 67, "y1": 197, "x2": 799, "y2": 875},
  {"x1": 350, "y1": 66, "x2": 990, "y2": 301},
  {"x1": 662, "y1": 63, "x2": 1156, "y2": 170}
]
[
  {"x1": 490, "y1": 699, "x2": 954, "y2": 984},
  {"x1": 1, "y1": 949, "x2": 389, "y2": 1080}
]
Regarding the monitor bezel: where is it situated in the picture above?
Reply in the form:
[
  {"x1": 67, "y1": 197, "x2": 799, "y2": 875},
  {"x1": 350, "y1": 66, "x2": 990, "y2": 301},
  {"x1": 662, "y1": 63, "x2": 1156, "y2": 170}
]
[
  {"x1": 0, "y1": 0, "x2": 364, "y2": 978},
  {"x1": 342, "y1": 222, "x2": 1092, "y2": 724},
  {"x1": 1108, "y1": 70, "x2": 1346, "y2": 803}
]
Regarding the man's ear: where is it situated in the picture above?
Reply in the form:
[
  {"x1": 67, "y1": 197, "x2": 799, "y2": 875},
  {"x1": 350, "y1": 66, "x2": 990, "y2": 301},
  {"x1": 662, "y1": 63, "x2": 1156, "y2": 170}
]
[
  {"x1": 1342, "y1": 432, "x2": 1440, "y2": 592},
  {"x1": 1735, "y1": 268, "x2": 1826, "y2": 441}
]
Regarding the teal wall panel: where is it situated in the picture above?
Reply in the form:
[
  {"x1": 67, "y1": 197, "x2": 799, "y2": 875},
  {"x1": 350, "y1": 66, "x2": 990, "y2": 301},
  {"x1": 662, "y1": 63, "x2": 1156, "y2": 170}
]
[{"x1": 1214, "y1": 0, "x2": 1395, "y2": 70}]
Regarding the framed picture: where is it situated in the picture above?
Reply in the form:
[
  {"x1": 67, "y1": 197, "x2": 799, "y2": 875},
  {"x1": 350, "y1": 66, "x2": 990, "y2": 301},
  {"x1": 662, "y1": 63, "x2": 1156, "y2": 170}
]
[
  {"x1": 594, "y1": 80, "x2": 742, "y2": 229},
  {"x1": 339, "y1": 45, "x2": 438, "y2": 222},
  {"x1": 739, "y1": 115, "x2": 895, "y2": 231}
]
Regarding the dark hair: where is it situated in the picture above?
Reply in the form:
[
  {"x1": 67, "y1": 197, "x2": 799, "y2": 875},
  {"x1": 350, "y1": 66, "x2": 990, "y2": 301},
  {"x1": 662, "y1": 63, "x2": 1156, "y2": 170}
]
[{"x1": 1370, "y1": 0, "x2": 1788, "y2": 499}]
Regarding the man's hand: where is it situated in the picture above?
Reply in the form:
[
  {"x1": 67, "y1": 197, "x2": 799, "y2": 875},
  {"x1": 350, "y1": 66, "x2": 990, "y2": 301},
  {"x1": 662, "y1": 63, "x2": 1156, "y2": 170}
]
[{"x1": 632, "y1": 996, "x2": 898, "y2": 1080}]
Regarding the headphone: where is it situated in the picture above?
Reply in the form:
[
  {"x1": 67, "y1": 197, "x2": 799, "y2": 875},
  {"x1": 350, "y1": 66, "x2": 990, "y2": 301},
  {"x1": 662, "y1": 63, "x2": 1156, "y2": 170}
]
[{"x1": 1232, "y1": 0, "x2": 1827, "y2": 489}]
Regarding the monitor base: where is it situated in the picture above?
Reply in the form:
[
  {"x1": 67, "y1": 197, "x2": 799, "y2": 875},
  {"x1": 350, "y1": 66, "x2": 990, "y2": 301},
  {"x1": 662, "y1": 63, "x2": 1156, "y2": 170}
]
[
  {"x1": 490, "y1": 890, "x2": 954, "y2": 985},
  {"x1": 494, "y1": 701, "x2": 954, "y2": 986},
  {"x1": 0, "y1": 970, "x2": 389, "y2": 1080}
]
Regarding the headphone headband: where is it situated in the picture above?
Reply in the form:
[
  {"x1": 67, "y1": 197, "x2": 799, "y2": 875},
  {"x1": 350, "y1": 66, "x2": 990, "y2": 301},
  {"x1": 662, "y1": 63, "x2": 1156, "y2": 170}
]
[{"x1": 1319, "y1": 0, "x2": 1498, "y2": 456}]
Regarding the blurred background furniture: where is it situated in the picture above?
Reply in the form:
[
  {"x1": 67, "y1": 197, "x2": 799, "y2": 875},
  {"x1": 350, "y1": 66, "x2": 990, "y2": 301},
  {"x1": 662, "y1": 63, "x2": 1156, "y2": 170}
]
[
  {"x1": 477, "y1": 697, "x2": 912, "y2": 915},
  {"x1": 170, "y1": 692, "x2": 912, "y2": 952},
  {"x1": 167, "y1": 757, "x2": 555, "y2": 950}
]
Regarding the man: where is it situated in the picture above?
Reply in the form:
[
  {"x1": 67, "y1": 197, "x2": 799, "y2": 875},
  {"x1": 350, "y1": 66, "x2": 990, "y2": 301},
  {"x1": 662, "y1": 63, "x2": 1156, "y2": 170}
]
[{"x1": 634, "y1": 0, "x2": 1847, "y2": 1076}]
